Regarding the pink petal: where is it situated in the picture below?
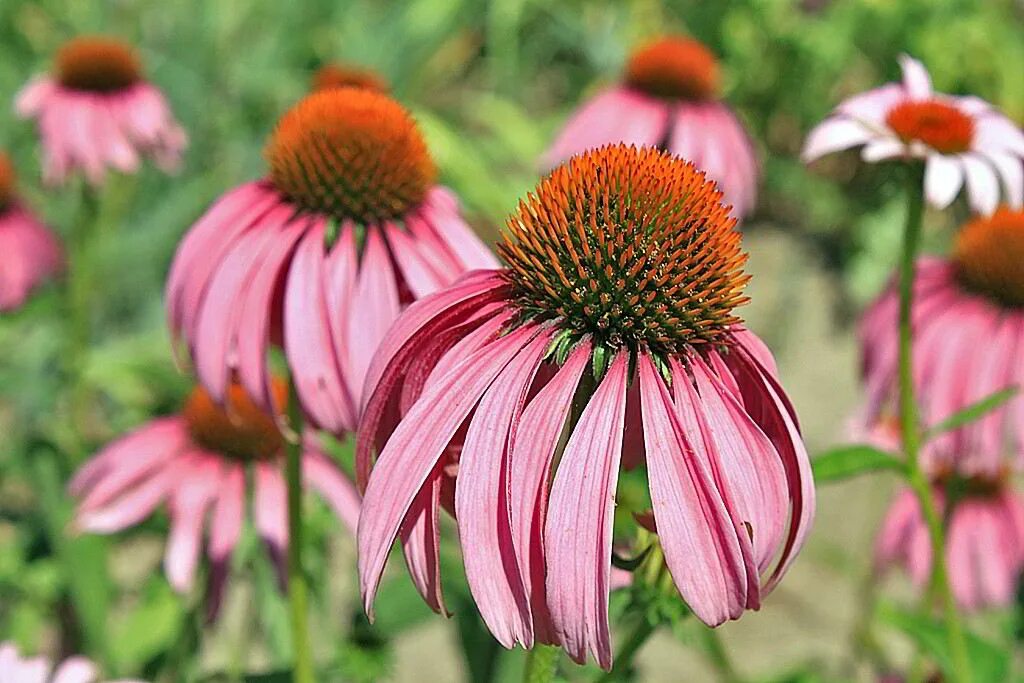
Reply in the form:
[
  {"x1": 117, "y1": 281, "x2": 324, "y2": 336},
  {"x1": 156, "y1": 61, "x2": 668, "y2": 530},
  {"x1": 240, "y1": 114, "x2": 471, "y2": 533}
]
[
  {"x1": 51, "y1": 657, "x2": 100, "y2": 683},
  {"x1": 545, "y1": 352, "x2": 629, "y2": 670},
  {"x1": 303, "y1": 448, "x2": 361, "y2": 535},
  {"x1": 456, "y1": 329, "x2": 551, "y2": 648},
  {"x1": 399, "y1": 467, "x2": 447, "y2": 614},
  {"x1": 899, "y1": 54, "x2": 933, "y2": 100},
  {"x1": 418, "y1": 188, "x2": 500, "y2": 271},
  {"x1": 254, "y1": 462, "x2": 289, "y2": 587},
  {"x1": 165, "y1": 455, "x2": 223, "y2": 592},
  {"x1": 961, "y1": 154, "x2": 1000, "y2": 216},
  {"x1": 382, "y1": 220, "x2": 447, "y2": 299},
  {"x1": 76, "y1": 457, "x2": 185, "y2": 534},
  {"x1": 801, "y1": 117, "x2": 873, "y2": 162}
]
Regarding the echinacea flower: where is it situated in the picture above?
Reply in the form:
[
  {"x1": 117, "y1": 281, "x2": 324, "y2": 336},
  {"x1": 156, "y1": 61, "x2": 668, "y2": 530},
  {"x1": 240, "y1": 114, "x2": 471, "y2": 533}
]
[
  {"x1": 15, "y1": 36, "x2": 187, "y2": 186},
  {"x1": 860, "y1": 207, "x2": 1024, "y2": 471},
  {"x1": 0, "y1": 152, "x2": 62, "y2": 311},
  {"x1": 876, "y1": 473, "x2": 1024, "y2": 611},
  {"x1": 802, "y1": 54, "x2": 1024, "y2": 215},
  {"x1": 69, "y1": 378, "x2": 359, "y2": 620},
  {"x1": 312, "y1": 62, "x2": 388, "y2": 93},
  {"x1": 356, "y1": 145, "x2": 814, "y2": 668},
  {"x1": 0, "y1": 641, "x2": 142, "y2": 683},
  {"x1": 544, "y1": 36, "x2": 759, "y2": 217},
  {"x1": 166, "y1": 88, "x2": 496, "y2": 435}
]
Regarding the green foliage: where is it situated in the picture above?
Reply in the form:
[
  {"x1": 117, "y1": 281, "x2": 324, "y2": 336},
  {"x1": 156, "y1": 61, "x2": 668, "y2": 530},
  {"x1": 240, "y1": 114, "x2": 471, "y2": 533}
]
[{"x1": 812, "y1": 444, "x2": 905, "y2": 483}]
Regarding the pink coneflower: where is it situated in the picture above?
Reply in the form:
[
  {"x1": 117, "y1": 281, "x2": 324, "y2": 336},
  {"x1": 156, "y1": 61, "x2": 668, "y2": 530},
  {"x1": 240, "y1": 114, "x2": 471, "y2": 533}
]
[
  {"x1": 15, "y1": 36, "x2": 187, "y2": 187},
  {"x1": 0, "y1": 641, "x2": 142, "y2": 683},
  {"x1": 802, "y1": 55, "x2": 1024, "y2": 215},
  {"x1": 311, "y1": 62, "x2": 388, "y2": 93},
  {"x1": 356, "y1": 145, "x2": 814, "y2": 668},
  {"x1": 544, "y1": 36, "x2": 759, "y2": 218},
  {"x1": 876, "y1": 472, "x2": 1024, "y2": 611},
  {"x1": 860, "y1": 208, "x2": 1024, "y2": 470},
  {"x1": 0, "y1": 153, "x2": 62, "y2": 312},
  {"x1": 166, "y1": 88, "x2": 496, "y2": 435},
  {"x1": 69, "y1": 378, "x2": 359, "y2": 620}
]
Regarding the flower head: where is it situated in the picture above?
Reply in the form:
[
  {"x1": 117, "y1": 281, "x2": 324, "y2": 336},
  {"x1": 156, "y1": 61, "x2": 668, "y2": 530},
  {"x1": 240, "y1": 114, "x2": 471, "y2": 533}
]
[
  {"x1": 15, "y1": 35, "x2": 187, "y2": 186},
  {"x1": 0, "y1": 152, "x2": 63, "y2": 312},
  {"x1": 166, "y1": 88, "x2": 496, "y2": 436},
  {"x1": 0, "y1": 640, "x2": 143, "y2": 683},
  {"x1": 802, "y1": 55, "x2": 1024, "y2": 215},
  {"x1": 543, "y1": 36, "x2": 758, "y2": 218},
  {"x1": 70, "y1": 378, "x2": 359, "y2": 620},
  {"x1": 877, "y1": 472, "x2": 1024, "y2": 611},
  {"x1": 312, "y1": 62, "x2": 388, "y2": 93},
  {"x1": 356, "y1": 145, "x2": 814, "y2": 668},
  {"x1": 860, "y1": 208, "x2": 1024, "y2": 470}
]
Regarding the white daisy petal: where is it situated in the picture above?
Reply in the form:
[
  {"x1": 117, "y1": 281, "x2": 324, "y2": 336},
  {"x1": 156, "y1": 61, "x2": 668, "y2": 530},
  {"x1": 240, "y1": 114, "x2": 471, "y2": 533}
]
[
  {"x1": 861, "y1": 137, "x2": 906, "y2": 163},
  {"x1": 985, "y1": 152, "x2": 1024, "y2": 209},
  {"x1": 961, "y1": 154, "x2": 1001, "y2": 216},
  {"x1": 801, "y1": 117, "x2": 874, "y2": 162},
  {"x1": 924, "y1": 154, "x2": 964, "y2": 209},
  {"x1": 975, "y1": 116, "x2": 1024, "y2": 157},
  {"x1": 899, "y1": 54, "x2": 933, "y2": 100}
]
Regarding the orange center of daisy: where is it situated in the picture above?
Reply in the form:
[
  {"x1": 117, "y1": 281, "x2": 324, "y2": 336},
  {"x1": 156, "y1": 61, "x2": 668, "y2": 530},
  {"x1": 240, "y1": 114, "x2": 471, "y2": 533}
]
[
  {"x1": 265, "y1": 88, "x2": 436, "y2": 222},
  {"x1": 953, "y1": 207, "x2": 1024, "y2": 307},
  {"x1": 312, "y1": 63, "x2": 388, "y2": 93},
  {"x1": 884, "y1": 99, "x2": 974, "y2": 154},
  {"x1": 55, "y1": 36, "x2": 142, "y2": 93},
  {"x1": 624, "y1": 37, "x2": 720, "y2": 101},
  {"x1": 499, "y1": 144, "x2": 749, "y2": 355},
  {"x1": 0, "y1": 153, "x2": 15, "y2": 210},
  {"x1": 183, "y1": 381, "x2": 285, "y2": 461}
]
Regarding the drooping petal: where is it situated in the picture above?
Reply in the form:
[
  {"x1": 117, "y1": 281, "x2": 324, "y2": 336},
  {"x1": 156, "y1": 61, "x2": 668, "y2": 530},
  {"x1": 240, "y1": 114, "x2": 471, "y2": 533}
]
[
  {"x1": 254, "y1": 462, "x2": 289, "y2": 588},
  {"x1": 165, "y1": 455, "x2": 223, "y2": 592},
  {"x1": 545, "y1": 352, "x2": 629, "y2": 670},
  {"x1": 303, "y1": 447, "x2": 361, "y2": 534},
  {"x1": 801, "y1": 117, "x2": 873, "y2": 162},
  {"x1": 960, "y1": 154, "x2": 1000, "y2": 216},
  {"x1": 206, "y1": 463, "x2": 245, "y2": 621},
  {"x1": 399, "y1": 466, "x2": 447, "y2": 614},
  {"x1": 924, "y1": 154, "x2": 964, "y2": 209}
]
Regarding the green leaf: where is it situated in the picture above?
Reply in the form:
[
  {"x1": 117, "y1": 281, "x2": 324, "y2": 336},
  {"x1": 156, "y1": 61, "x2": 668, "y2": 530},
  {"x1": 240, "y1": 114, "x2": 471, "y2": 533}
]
[
  {"x1": 812, "y1": 445, "x2": 905, "y2": 483},
  {"x1": 876, "y1": 601, "x2": 1009, "y2": 683},
  {"x1": 924, "y1": 387, "x2": 1018, "y2": 439},
  {"x1": 110, "y1": 579, "x2": 185, "y2": 673}
]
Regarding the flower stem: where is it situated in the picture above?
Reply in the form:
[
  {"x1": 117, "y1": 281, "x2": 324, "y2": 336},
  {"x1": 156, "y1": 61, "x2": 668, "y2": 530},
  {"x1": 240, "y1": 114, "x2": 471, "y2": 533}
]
[
  {"x1": 65, "y1": 183, "x2": 99, "y2": 457},
  {"x1": 521, "y1": 644, "x2": 560, "y2": 683},
  {"x1": 285, "y1": 383, "x2": 314, "y2": 683},
  {"x1": 896, "y1": 164, "x2": 972, "y2": 683},
  {"x1": 701, "y1": 628, "x2": 741, "y2": 683},
  {"x1": 597, "y1": 618, "x2": 656, "y2": 682}
]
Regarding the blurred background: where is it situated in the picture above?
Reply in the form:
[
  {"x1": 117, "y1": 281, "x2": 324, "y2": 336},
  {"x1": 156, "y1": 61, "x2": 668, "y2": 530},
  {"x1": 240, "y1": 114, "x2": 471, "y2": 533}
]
[{"x1": 1, "y1": 0, "x2": 1023, "y2": 680}]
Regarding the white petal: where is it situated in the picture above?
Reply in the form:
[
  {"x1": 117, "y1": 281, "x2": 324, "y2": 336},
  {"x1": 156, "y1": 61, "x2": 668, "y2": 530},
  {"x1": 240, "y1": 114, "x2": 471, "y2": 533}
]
[
  {"x1": 801, "y1": 117, "x2": 873, "y2": 162},
  {"x1": 975, "y1": 116, "x2": 1024, "y2": 157},
  {"x1": 924, "y1": 154, "x2": 964, "y2": 209},
  {"x1": 961, "y1": 154, "x2": 1001, "y2": 216},
  {"x1": 985, "y1": 152, "x2": 1024, "y2": 209},
  {"x1": 899, "y1": 54, "x2": 933, "y2": 100},
  {"x1": 861, "y1": 137, "x2": 906, "y2": 162}
]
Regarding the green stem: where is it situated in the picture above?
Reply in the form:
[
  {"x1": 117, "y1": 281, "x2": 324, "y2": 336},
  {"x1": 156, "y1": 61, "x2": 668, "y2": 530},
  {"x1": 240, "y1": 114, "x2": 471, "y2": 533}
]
[
  {"x1": 521, "y1": 644, "x2": 560, "y2": 683},
  {"x1": 896, "y1": 164, "x2": 972, "y2": 683},
  {"x1": 65, "y1": 184, "x2": 99, "y2": 457},
  {"x1": 597, "y1": 618, "x2": 657, "y2": 682},
  {"x1": 285, "y1": 384, "x2": 314, "y2": 683},
  {"x1": 701, "y1": 628, "x2": 741, "y2": 683}
]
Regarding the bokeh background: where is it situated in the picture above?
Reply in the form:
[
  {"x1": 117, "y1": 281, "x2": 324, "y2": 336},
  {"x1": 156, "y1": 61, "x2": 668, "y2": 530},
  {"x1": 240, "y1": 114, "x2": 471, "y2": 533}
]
[{"x1": 2, "y1": 0, "x2": 1023, "y2": 680}]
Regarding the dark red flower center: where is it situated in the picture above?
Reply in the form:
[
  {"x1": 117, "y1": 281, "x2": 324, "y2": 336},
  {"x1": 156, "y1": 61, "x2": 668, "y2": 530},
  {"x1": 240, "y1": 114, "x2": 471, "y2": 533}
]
[
  {"x1": 55, "y1": 36, "x2": 142, "y2": 93},
  {"x1": 954, "y1": 207, "x2": 1024, "y2": 308},
  {"x1": 0, "y1": 153, "x2": 15, "y2": 210},
  {"x1": 265, "y1": 88, "x2": 436, "y2": 222},
  {"x1": 183, "y1": 380, "x2": 285, "y2": 461},
  {"x1": 312, "y1": 63, "x2": 388, "y2": 94},
  {"x1": 885, "y1": 99, "x2": 974, "y2": 154},
  {"x1": 499, "y1": 144, "x2": 748, "y2": 355},
  {"x1": 624, "y1": 37, "x2": 720, "y2": 101}
]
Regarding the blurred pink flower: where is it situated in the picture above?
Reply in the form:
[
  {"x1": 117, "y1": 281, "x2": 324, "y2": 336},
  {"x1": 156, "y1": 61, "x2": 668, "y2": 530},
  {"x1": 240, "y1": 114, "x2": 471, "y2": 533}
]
[
  {"x1": 0, "y1": 641, "x2": 143, "y2": 683},
  {"x1": 0, "y1": 153, "x2": 62, "y2": 311},
  {"x1": 803, "y1": 54, "x2": 1024, "y2": 215},
  {"x1": 69, "y1": 379, "x2": 359, "y2": 620},
  {"x1": 543, "y1": 36, "x2": 759, "y2": 218},
  {"x1": 166, "y1": 88, "x2": 496, "y2": 436},
  {"x1": 356, "y1": 146, "x2": 813, "y2": 669},
  {"x1": 860, "y1": 208, "x2": 1024, "y2": 472},
  {"x1": 876, "y1": 478, "x2": 1024, "y2": 611},
  {"x1": 15, "y1": 36, "x2": 186, "y2": 187}
]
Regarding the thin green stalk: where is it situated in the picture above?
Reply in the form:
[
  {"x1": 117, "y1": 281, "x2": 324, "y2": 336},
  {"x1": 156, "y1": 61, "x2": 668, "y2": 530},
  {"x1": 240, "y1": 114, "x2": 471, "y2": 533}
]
[
  {"x1": 65, "y1": 183, "x2": 99, "y2": 457},
  {"x1": 597, "y1": 618, "x2": 656, "y2": 683},
  {"x1": 701, "y1": 628, "x2": 741, "y2": 683},
  {"x1": 522, "y1": 644, "x2": 560, "y2": 683},
  {"x1": 285, "y1": 383, "x2": 314, "y2": 683},
  {"x1": 896, "y1": 164, "x2": 972, "y2": 683}
]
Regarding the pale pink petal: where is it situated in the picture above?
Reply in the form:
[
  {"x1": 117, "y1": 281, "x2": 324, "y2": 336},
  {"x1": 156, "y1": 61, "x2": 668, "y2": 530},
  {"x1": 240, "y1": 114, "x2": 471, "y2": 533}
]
[
  {"x1": 419, "y1": 188, "x2": 500, "y2": 271},
  {"x1": 545, "y1": 352, "x2": 629, "y2": 670},
  {"x1": 861, "y1": 138, "x2": 906, "y2": 162},
  {"x1": 165, "y1": 455, "x2": 222, "y2": 592},
  {"x1": 254, "y1": 462, "x2": 289, "y2": 586},
  {"x1": 76, "y1": 457, "x2": 186, "y2": 534},
  {"x1": 382, "y1": 220, "x2": 447, "y2": 299},
  {"x1": 924, "y1": 154, "x2": 964, "y2": 209},
  {"x1": 456, "y1": 330, "x2": 551, "y2": 648},
  {"x1": 899, "y1": 54, "x2": 932, "y2": 100},
  {"x1": 986, "y1": 152, "x2": 1024, "y2": 209},
  {"x1": 801, "y1": 117, "x2": 874, "y2": 162},
  {"x1": 51, "y1": 656, "x2": 99, "y2": 683},
  {"x1": 303, "y1": 448, "x2": 361, "y2": 534},
  {"x1": 960, "y1": 154, "x2": 1000, "y2": 216}
]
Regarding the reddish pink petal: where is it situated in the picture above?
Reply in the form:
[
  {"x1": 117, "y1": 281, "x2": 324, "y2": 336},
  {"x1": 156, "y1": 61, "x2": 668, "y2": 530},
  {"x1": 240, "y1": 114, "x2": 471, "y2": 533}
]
[
  {"x1": 382, "y1": 220, "x2": 448, "y2": 298},
  {"x1": 400, "y1": 466, "x2": 447, "y2": 614},
  {"x1": 545, "y1": 352, "x2": 629, "y2": 670},
  {"x1": 509, "y1": 341, "x2": 591, "y2": 645},
  {"x1": 456, "y1": 330, "x2": 551, "y2": 648},
  {"x1": 76, "y1": 456, "x2": 186, "y2": 534},
  {"x1": 418, "y1": 187, "x2": 499, "y2": 271},
  {"x1": 358, "y1": 324, "x2": 537, "y2": 617}
]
